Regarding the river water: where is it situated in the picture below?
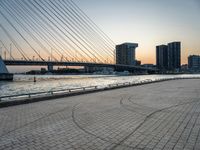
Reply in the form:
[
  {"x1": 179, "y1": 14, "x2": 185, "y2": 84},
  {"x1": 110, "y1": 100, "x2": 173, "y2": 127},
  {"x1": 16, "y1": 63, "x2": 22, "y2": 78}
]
[{"x1": 0, "y1": 74, "x2": 200, "y2": 97}]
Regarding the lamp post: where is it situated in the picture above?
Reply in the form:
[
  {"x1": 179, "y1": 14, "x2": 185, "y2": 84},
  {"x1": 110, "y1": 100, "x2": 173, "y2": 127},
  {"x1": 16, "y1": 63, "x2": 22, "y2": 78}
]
[
  {"x1": 10, "y1": 43, "x2": 12, "y2": 60},
  {"x1": 4, "y1": 50, "x2": 6, "y2": 60},
  {"x1": 51, "y1": 48, "x2": 53, "y2": 61},
  {"x1": 0, "y1": 46, "x2": 2, "y2": 57}
]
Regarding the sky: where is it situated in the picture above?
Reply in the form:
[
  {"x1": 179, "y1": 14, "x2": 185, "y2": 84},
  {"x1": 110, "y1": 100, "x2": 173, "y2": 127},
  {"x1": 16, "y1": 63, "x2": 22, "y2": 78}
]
[
  {"x1": 74, "y1": 0, "x2": 200, "y2": 64},
  {"x1": 1, "y1": 0, "x2": 200, "y2": 73}
]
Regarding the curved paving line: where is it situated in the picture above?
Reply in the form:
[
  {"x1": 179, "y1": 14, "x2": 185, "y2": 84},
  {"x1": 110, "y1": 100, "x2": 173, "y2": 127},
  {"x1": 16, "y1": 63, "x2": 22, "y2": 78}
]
[
  {"x1": 171, "y1": 103, "x2": 200, "y2": 150},
  {"x1": 71, "y1": 103, "x2": 138, "y2": 149},
  {"x1": 1, "y1": 95, "x2": 198, "y2": 149},
  {"x1": 120, "y1": 97, "x2": 155, "y2": 116},
  {"x1": 71, "y1": 98, "x2": 200, "y2": 150},
  {"x1": 0, "y1": 105, "x2": 72, "y2": 139},
  {"x1": 109, "y1": 98, "x2": 200, "y2": 150},
  {"x1": 133, "y1": 102, "x2": 194, "y2": 149},
  {"x1": 0, "y1": 78, "x2": 199, "y2": 148},
  {"x1": 127, "y1": 96, "x2": 157, "y2": 111}
]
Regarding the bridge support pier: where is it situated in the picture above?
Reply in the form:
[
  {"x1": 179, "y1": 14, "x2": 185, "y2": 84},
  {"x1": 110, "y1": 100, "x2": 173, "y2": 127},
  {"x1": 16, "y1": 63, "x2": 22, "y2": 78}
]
[
  {"x1": 47, "y1": 64, "x2": 53, "y2": 72},
  {"x1": 0, "y1": 56, "x2": 13, "y2": 80}
]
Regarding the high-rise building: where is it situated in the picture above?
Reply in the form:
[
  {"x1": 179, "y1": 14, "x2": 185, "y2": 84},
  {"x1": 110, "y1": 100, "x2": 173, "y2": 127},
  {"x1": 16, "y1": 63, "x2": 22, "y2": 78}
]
[
  {"x1": 188, "y1": 55, "x2": 200, "y2": 71},
  {"x1": 156, "y1": 42, "x2": 181, "y2": 71},
  {"x1": 167, "y1": 42, "x2": 181, "y2": 70},
  {"x1": 116, "y1": 43, "x2": 138, "y2": 65},
  {"x1": 156, "y1": 45, "x2": 168, "y2": 70}
]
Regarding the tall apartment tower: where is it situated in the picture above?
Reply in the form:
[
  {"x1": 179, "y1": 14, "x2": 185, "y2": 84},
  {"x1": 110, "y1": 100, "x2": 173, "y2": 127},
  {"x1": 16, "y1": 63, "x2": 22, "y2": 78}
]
[
  {"x1": 116, "y1": 43, "x2": 138, "y2": 65},
  {"x1": 156, "y1": 45, "x2": 168, "y2": 70},
  {"x1": 156, "y1": 42, "x2": 181, "y2": 71},
  {"x1": 167, "y1": 42, "x2": 181, "y2": 70}
]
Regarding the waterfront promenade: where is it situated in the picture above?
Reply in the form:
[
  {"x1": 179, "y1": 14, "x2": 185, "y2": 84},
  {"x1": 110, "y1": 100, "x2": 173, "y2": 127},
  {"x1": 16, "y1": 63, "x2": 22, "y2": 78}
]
[{"x1": 0, "y1": 79, "x2": 200, "y2": 150}]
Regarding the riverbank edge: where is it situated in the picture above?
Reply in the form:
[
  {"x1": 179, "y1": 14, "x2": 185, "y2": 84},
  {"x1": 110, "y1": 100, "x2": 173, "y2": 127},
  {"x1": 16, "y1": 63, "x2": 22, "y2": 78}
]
[{"x1": 0, "y1": 78, "x2": 199, "y2": 108}]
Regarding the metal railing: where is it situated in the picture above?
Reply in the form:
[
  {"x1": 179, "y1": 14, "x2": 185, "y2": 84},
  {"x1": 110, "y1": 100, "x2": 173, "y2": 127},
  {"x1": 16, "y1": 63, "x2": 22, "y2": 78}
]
[
  {"x1": 0, "y1": 76, "x2": 199, "y2": 102},
  {"x1": 0, "y1": 86, "x2": 97, "y2": 102}
]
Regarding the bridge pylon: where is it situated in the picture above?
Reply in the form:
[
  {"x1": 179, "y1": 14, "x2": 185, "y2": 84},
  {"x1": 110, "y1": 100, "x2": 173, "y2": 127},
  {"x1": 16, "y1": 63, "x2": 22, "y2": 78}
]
[{"x1": 0, "y1": 56, "x2": 13, "y2": 80}]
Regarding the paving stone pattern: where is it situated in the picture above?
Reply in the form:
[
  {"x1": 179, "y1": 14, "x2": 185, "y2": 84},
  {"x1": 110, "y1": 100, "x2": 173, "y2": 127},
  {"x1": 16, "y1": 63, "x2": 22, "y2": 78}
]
[{"x1": 0, "y1": 79, "x2": 200, "y2": 150}]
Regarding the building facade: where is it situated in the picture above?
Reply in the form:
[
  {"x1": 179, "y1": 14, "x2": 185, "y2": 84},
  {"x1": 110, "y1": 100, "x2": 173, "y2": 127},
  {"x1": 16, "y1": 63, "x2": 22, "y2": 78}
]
[
  {"x1": 156, "y1": 45, "x2": 168, "y2": 70},
  {"x1": 188, "y1": 55, "x2": 200, "y2": 71},
  {"x1": 116, "y1": 43, "x2": 138, "y2": 65},
  {"x1": 167, "y1": 42, "x2": 181, "y2": 71},
  {"x1": 156, "y1": 42, "x2": 181, "y2": 71}
]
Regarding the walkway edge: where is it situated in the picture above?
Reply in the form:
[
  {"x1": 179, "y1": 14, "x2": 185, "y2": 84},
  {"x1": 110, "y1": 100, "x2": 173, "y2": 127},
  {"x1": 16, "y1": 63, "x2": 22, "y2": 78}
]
[{"x1": 0, "y1": 78, "x2": 199, "y2": 108}]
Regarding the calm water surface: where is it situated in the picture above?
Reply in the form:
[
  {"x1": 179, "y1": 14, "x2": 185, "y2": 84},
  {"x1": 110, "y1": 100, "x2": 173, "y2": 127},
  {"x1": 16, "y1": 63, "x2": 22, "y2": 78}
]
[{"x1": 0, "y1": 74, "x2": 200, "y2": 97}]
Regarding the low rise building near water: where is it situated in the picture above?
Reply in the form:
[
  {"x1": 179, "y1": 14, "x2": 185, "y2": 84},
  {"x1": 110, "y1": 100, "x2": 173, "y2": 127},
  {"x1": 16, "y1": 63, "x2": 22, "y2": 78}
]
[{"x1": 188, "y1": 55, "x2": 200, "y2": 72}]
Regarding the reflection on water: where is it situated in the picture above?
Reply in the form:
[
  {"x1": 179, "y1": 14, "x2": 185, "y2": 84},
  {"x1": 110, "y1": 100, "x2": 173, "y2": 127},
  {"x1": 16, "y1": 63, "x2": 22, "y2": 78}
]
[{"x1": 0, "y1": 74, "x2": 200, "y2": 97}]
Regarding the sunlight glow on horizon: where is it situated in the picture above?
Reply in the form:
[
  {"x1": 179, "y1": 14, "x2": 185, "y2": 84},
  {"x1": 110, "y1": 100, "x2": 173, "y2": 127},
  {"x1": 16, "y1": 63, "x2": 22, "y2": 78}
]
[
  {"x1": 0, "y1": 0, "x2": 200, "y2": 67},
  {"x1": 75, "y1": 0, "x2": 200, "y2": 64}
]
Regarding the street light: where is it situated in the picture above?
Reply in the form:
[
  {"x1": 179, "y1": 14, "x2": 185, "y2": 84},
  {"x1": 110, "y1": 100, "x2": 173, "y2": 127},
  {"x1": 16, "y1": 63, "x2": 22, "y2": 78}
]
[
  {"x1": 4, "y1": 51, "x2": 6, "y2": 60},
  {"x1": 0, "y1": 46, "x2": 2, "y2": 57}
]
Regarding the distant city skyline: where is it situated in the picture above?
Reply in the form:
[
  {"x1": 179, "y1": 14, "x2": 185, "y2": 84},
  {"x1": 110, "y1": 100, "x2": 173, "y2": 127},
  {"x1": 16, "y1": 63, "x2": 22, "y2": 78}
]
[{"x1": 75, "y1": 0, "x2": 200, "y2": 64}]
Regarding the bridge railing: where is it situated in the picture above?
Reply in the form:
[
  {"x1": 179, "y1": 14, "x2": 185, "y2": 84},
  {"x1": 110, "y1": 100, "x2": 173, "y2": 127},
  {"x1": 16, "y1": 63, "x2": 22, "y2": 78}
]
[{"x1": 3, "y1": 59, "x2": 115, "y2": 65}]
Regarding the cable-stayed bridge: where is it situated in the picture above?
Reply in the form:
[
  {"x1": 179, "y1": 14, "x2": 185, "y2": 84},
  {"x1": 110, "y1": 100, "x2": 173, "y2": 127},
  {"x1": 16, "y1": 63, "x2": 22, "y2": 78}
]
[{"x1": 0, "y1": 0, "x2": 156, "y2": 73}]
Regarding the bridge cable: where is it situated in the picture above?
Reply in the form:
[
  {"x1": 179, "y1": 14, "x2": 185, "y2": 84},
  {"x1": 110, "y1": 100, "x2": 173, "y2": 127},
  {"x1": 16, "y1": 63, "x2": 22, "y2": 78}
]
[
  {"x1": 43, "y1": 0, "x2": 107, "y2": 63},
  {"x1": 21, "y1": 0, "x2": 85, "y2": 62},
  {"x1": 53, "y1": 0, "x2": 114, "y2": 61},
  {"x1": 0, "y1": 0, "x2": 116, "y2": 64},
  {"x1": 47, "y1": 0, "x2": 111, "y2": 62},
  {"x1": 0, "y1": 40, "x2": 15, "y2": 60},
  {"x1": 16, "y1": 0, "x2": 78, "y2": 62},
  {"x1": 0, "y1": 24, "x2": 29, "y2": 61},
  {"x1": 50, "y1": 0, "x2": 114, "y2": 61},
  {"x1": 1, "y1": 1, "x2": 59, "y2": 62},
  {"x1": 69, "y1": 0, "x2": 116, "y2": 46},
  {"x1": 64, "y1": 0, "x2": 115, "y2": 56},
  {"x1": 62, "y1": 0, "x2": 114, "y2": 59},
  {"x1": 63, "y1": 0, "x2": 115, "y2": 63},
  {"x1": 0, "y1": 4, "x2": 45, "y2": 61},
  {"x1": 5, "y1": 0, "x2": 75, "y2": 62},
  {"x1": 34, "y1": 0, "x2": 102, "y2": 63},
  {"x1": 66, "y1": 0, "x2": 115, "y2": 52},
  {"x1": 28, "y1": 0, "x2": 94, "y2": 62}
]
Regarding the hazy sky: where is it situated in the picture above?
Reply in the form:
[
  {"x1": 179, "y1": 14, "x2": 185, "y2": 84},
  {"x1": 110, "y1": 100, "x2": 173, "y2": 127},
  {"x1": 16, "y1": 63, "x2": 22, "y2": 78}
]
[
  {"x1": 74, "y1": 0, "x2": 200, "y2": 64},
  {"x1": 1, "y1": 0, "x2": 200, "y2": 73}
]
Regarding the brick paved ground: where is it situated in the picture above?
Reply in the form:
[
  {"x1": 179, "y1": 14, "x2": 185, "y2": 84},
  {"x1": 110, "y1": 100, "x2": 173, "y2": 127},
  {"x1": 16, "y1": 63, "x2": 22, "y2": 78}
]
[{"x1": 0, "y1": 79, "x2": 200, "y2": 150}]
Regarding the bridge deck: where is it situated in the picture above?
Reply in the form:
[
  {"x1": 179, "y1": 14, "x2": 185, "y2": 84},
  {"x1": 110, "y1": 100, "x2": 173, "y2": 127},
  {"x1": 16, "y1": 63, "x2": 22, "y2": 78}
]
[{"x1": 3, "y1": 60, "x2": 157, "y2": 71}]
